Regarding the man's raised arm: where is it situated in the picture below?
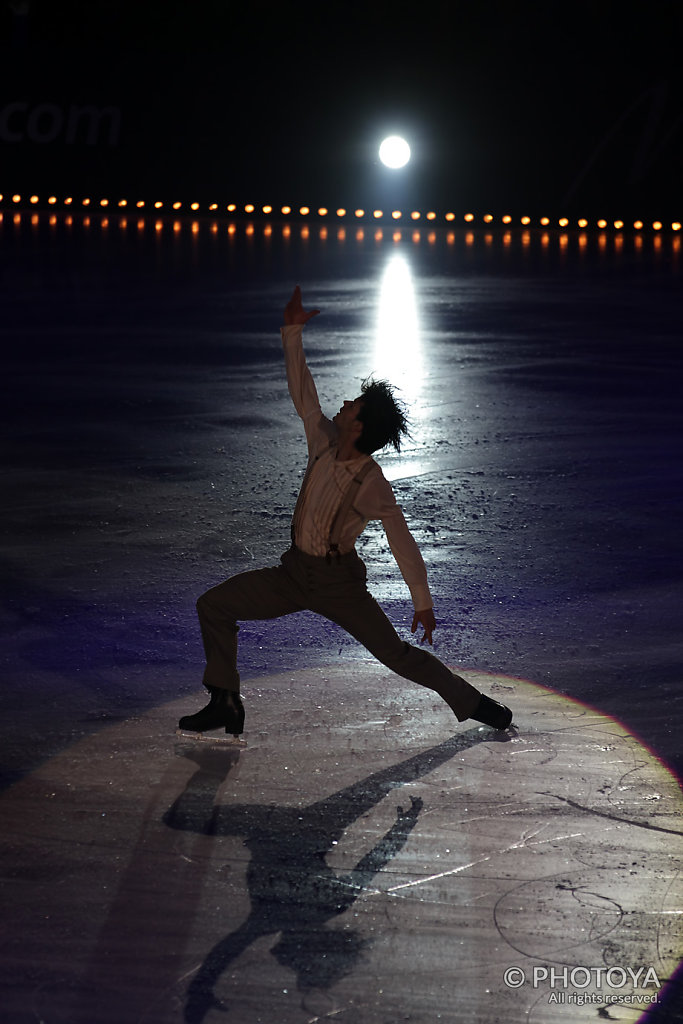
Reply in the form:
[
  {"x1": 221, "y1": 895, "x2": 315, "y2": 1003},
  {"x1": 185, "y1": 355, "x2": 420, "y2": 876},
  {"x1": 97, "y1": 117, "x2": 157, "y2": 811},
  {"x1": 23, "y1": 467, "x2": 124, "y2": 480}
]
[{"x1": 281, "y1": 286, "x2": 334, "y2": 452}]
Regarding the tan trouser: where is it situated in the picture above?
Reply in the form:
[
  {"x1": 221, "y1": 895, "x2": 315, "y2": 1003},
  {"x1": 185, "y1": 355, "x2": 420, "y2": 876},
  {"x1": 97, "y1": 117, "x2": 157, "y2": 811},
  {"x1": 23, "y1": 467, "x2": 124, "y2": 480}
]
[{"x1": 196, "y1": 545, "x2": 480, "y2": 721}]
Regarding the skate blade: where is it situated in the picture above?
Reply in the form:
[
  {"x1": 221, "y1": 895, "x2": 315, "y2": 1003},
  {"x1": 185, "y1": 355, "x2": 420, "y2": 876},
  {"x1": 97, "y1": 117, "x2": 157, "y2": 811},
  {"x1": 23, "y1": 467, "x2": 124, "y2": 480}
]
[{"x1": 175, "y1": 728, "x2": 247, "y2": 748}]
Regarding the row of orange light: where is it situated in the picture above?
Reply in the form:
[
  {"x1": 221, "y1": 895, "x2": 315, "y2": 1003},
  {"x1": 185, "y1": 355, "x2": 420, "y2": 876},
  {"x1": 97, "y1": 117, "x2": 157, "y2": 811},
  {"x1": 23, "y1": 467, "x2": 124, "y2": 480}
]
[
  {"x1": 8, "y1": 214, "x2": 680, "y2": 253},
  {"x1": 2, "y1": 193, "x2": 681, "y2": 232}
]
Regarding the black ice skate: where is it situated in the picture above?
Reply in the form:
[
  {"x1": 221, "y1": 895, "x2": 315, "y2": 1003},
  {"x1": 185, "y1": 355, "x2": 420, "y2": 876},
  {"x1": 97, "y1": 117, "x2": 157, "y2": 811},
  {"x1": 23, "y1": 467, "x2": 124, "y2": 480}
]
[
  {"x1": 471, "y1": 692, "x2": 513, "y2": 730},
  {"x1": 176, "y1": 687, "x2": 246, "y2": 746}
]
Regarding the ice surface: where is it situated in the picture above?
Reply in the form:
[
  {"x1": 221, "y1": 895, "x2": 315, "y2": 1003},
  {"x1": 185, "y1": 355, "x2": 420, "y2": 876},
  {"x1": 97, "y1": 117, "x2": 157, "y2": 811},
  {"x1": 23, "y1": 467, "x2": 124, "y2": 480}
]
[
  {"x1": 3, "y1": 218, "x2": 681, "y2": 770},
  {"x1": 1, "y1": 214, "x2": 681, "y2": 1022}
]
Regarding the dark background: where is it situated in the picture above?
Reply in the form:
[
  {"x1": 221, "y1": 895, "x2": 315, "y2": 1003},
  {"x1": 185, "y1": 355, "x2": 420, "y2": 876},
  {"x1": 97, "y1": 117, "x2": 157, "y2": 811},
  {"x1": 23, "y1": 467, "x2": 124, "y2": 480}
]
[{"x1": 2, "y1": 0, "x2": 683, "y2": 216}]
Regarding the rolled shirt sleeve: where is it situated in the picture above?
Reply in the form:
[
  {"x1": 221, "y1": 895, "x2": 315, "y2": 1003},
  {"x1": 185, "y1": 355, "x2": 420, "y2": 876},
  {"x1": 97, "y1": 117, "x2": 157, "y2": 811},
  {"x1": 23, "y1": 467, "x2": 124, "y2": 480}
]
[{"x1": 358, "y1": 473, "x2": 433, "y2": 612}]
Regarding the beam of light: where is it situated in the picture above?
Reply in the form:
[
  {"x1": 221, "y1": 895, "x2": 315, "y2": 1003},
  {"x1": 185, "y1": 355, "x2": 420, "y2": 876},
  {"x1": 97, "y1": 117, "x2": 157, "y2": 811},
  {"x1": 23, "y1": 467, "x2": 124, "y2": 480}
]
[{"x1": 379, "y1": 135, "x2": 411, "y2": 169}]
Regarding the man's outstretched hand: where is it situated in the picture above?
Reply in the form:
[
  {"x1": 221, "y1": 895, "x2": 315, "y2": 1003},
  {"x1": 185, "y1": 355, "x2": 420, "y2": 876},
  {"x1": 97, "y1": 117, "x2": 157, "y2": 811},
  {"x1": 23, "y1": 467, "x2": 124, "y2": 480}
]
[
  {"x1": 284, "y1": 285, "x2": 320, "y2": 325},
  {"x1": 411, "y1": 608, "x2": 436, "y2": 645}
]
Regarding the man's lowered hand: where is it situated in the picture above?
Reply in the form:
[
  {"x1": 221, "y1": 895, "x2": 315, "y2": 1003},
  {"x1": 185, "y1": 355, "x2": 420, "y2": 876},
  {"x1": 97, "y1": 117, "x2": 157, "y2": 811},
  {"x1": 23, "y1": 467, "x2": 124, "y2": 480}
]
[{"x1": 411, "y1": 608, "x2": 436, "y2": 645}]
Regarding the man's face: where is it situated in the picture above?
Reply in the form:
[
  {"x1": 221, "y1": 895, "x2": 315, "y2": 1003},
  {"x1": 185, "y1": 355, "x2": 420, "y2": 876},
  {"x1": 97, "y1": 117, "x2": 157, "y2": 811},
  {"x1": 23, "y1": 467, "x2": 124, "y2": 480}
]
[{"x1": 333, "y1": 397, "x2": 364, "y2": 433}]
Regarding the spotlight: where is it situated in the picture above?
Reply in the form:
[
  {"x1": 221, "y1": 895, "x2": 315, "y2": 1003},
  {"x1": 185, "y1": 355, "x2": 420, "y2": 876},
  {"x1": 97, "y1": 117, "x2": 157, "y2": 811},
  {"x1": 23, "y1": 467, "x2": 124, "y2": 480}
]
[{"x1": 379, "y1": 136, "x2": 411, "y2": 169}]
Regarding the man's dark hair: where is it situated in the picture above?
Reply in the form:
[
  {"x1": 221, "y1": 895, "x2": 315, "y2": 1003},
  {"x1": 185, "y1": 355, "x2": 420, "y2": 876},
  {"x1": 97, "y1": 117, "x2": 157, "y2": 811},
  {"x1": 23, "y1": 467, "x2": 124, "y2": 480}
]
[{"x1": 356, "y1": 378, "x2": 409, "y2": 455}]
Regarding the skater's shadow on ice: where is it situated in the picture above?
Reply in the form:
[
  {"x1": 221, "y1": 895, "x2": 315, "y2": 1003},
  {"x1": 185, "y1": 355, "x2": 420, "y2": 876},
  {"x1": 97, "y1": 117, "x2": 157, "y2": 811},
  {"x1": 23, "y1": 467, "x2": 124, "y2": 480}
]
[{"x1": 164, "y1": 728, "x2": 490, "y2": 1023}]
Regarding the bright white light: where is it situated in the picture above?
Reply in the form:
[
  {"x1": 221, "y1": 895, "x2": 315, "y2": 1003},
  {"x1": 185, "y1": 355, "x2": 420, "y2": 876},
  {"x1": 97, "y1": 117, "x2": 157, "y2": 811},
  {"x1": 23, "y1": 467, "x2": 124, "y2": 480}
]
[
  {"x1": 373, "y1": 254, "x2": 423, "y2": 478},
  {"x1": 374, "y1": 254, "x2": 421, "y2": 404},
  {"x1": 379, "y1": 135, "x2": 411, "y2": 169}
]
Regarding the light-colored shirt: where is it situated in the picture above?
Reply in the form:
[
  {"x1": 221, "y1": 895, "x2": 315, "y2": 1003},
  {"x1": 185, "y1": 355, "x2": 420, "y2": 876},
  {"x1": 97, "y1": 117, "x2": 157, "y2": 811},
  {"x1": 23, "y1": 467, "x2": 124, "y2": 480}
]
[{"x1": 282, "y1": 323, "x2": 433, "y2": 612}]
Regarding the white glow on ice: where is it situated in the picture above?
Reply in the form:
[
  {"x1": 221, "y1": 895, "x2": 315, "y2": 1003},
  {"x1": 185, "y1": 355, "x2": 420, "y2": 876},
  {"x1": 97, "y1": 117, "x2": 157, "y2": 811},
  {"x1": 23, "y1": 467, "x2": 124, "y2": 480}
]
[
  {"x1": 374, "y1": 254, "x2": 422, "y2": 415},
  {"x1": 379, "y1": 136, "x2": 411, "y2": 169}
]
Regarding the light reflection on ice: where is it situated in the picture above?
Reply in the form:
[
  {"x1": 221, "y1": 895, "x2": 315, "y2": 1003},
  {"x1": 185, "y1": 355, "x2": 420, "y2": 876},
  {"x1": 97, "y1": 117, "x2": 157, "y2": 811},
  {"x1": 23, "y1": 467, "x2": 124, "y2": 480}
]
[
  {"x1": 379, "y1": 457, "x2": 429, "y2": 483},
  {"x1": 373, "y1": 253, "x2": 423, "y2": 413}
]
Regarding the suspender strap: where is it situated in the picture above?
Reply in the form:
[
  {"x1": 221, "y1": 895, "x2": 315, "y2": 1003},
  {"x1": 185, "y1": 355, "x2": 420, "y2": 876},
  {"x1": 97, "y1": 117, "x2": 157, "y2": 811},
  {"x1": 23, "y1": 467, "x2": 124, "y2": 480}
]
[
  {"x1": 326, "y1": 458, "x2": 374, "y2": 562},
  {"x1": 290, "y1": 457, "x2": 315, "y2": 546},
  {"x1": 290, "y1": 442, "x2": 335, "y2": 546}
]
